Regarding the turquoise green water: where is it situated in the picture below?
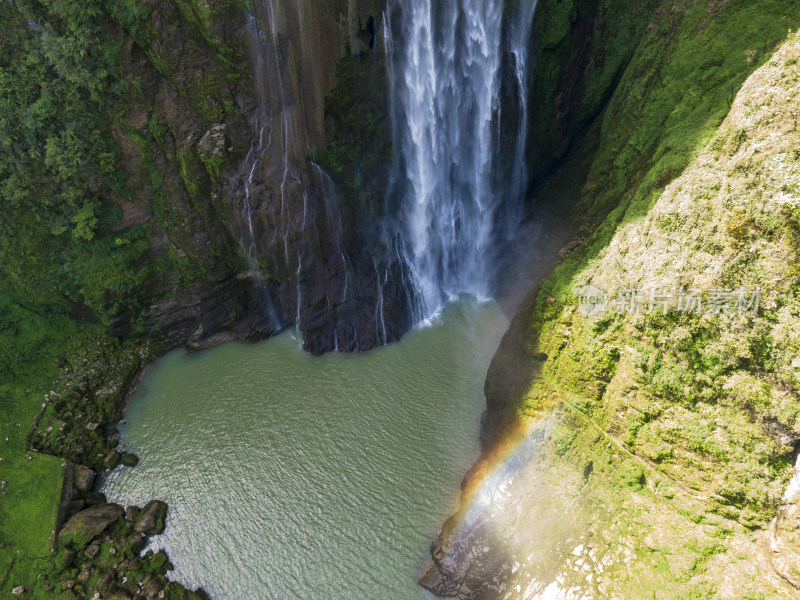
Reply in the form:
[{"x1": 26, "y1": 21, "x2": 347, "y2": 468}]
[{"x1": 101, "y1": 299, "x2": 508, "y2": 599}]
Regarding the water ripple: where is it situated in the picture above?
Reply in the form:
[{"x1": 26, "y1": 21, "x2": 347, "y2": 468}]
[{"x1": 102, "y1": 299, "x2": 507, "y2": 600}]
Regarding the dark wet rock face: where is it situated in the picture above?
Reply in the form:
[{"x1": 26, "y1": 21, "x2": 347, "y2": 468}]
[
  {"x1": 420, "y1": 527, "x2": 514, "y2": 600},
  {"x1": 104, "y1": 0, "x2": 401, "y2": 356},
  {"x1": 221, "y1": 0, "x2": 409, "y2": 355}
]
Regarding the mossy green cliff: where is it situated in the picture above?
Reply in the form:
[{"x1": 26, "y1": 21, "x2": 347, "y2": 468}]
[{"x1": 424, "y1": 1, "x2": 800, "y2": 598}]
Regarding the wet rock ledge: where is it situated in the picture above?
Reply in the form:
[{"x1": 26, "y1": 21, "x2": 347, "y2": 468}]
[
  {"x1": 52, "y1": 495, "x2": 204, "y2": 600},
  {"x1": 16, "y1": 336, "x2": 209, "y2": 599}
]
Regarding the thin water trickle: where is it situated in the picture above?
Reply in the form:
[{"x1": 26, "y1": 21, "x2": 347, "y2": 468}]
[
  {"x1": 241, "y1": 125, "x2": 266, "y2": 261},
  {"x1": 341, "y1": 256, "x2": 350, "y2": 304},
  {"x1": 295, "y1": 251, "x2": 302, "y2": 330}
]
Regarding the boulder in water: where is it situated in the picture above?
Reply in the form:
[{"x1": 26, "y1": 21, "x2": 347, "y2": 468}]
[
  {"x1": 121, "y1": 453, "x2": 139, "y2": 467},
  {"x1": 73, "y1": 464, "x2": 95, "y2": 494},
  {"x1": 134, "y1": 500, "x2": 167, "y2": 535}
]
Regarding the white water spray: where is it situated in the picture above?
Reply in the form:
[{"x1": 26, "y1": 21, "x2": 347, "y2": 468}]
[{"x1": 385, "y1": 0, "x2": 537, "y2": 319}]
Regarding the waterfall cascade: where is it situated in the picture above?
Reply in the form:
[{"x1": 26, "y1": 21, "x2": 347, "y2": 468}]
[
  {"x1": 385, "y1": 0, "x2": 538, "y2": 319},
  {"x1": 233, "y1": 0, "x2": 537, "y2": 351}
]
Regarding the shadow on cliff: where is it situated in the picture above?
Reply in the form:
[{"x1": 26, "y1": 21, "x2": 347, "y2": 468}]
[
  {"x1": 417, "y1": 115, "x2": 602, "y2": 600},
  {"x1": 484, "y1": 121, "x2": 601, "y2": 448}
]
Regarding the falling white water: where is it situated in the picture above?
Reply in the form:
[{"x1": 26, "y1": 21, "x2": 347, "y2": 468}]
[
  {"x1": 373, "y1": 258, "x2": 388, "y2": 344},
  {"x1": 240, "y1": 123, "x2": 267, "y2": 261},
  {"x1": 385, "y1": 0, "x2": 537, "y2": 319},
  {"x1": 342, "y1": 259, "x2": 350, "y2": 300},
  {"x1": 237, "y1": 0, "x2": 537, "y2": 348}
]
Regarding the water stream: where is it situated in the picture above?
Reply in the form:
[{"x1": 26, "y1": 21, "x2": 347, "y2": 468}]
[
  {"x1": 235, "y1": 0, "x2": 537, "y2": 346},
  {"x1": 102, "y1": 299, "x2": 509, "y2": 599},
  {"x1": 385, "y1": 0, "x2": 537, "y2": 318}
]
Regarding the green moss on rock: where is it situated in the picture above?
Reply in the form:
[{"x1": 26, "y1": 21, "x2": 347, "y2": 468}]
[
  {"x1": 58, "y1": 504, "x2": 123, "y2": 550},
  {"x1": 315, "y1": 50, "x2": 392, "y2": 216}
]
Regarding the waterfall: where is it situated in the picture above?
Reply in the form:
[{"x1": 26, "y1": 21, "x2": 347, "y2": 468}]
[
  {"x1": 233, "y1": 0, "x2": 536, "y2": 350},
  {"x1": 385, "y1": 0, "x2": 537, "y2": 319}
]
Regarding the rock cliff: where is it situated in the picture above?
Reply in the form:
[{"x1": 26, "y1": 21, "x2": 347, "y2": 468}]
[
  {"x1": 422, "y1": 3, "x2": 800, "y2": 598},
  {"x1": 103, "y1": 0, "x2": 402, "y2": 355}
]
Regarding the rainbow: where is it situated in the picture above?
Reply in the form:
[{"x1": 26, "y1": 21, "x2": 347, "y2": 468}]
[{"x1": 439, "y1": 419, "x2": 542, "y2": 548}]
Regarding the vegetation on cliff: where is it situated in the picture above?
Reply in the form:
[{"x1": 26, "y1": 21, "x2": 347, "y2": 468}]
[
  {"x1": 527, "y1": 0, "x2": 660, "y2": 181},
  {"x1": 314, "y1": 50, "x2": 392, "y2": 218},
  {"x1": 0, "y1": 1, "x2": 149, "y2": 324},
  {"x1": 467, "y1": 1, "x2": 800, "y2": 598},
  {"x1": 0, "y1": 0, "x2": 253, "y2": 596},
  {"x1": 0, "y1": 0, "x2": 253, "y2": 339}
]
